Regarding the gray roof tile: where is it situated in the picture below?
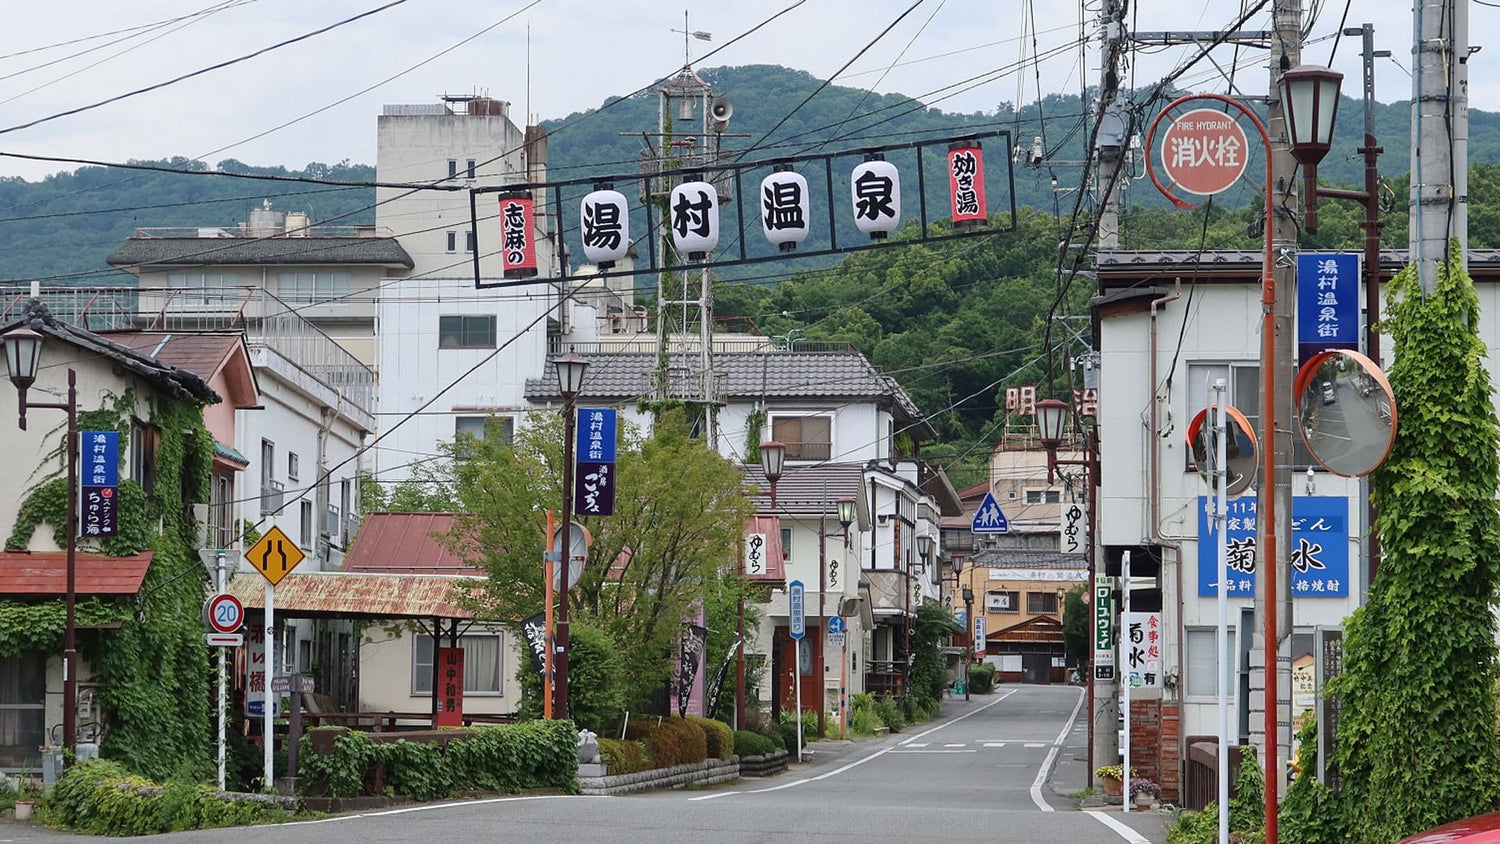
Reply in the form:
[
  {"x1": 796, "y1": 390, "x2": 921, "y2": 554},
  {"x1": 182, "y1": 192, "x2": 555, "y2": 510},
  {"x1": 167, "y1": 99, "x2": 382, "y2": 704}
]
[{"x1": 107, "y1": 237, "x2": 414, "y2": 268}]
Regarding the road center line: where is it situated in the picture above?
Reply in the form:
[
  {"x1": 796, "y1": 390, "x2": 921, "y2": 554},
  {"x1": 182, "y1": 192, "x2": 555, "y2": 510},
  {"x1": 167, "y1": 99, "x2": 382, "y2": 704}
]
[
  {"x1": 1086, "y1": 810, "x2": 1153, "y2": 843},
  {"x1": 687, "y1": 790, "x2": 740, "y2": 801},
  {"x1": 1029, "y1": 686, "x2": 1086, "y2": 812}
]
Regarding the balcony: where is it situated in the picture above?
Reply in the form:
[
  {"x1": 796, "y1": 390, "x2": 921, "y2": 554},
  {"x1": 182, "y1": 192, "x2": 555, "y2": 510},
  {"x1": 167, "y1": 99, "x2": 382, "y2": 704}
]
[{"x1": 260, "y1": 480, "x2": 285, "y2": 516}]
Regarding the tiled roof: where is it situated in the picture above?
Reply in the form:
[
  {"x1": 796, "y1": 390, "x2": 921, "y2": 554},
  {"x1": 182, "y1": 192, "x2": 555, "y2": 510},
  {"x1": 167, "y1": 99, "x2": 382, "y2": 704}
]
[
  {"x1": 742, "y1": 463, "x2": 869, "y2": 514},
  {"x1": 0, "y1": 551, "x2": 154, "y2": 596},
  {"x1": 970, "y1": 548, "x2": 1087, "y2": 570},
  {"x1": 1, "y1": 299, "x2": 218, "y2": 403},
  {"x1": 342, "y1": 513, "x2": 478, "y2": 575},
  {"x1": 106, "y1": 237, "x2": 414, "y2": 268}
]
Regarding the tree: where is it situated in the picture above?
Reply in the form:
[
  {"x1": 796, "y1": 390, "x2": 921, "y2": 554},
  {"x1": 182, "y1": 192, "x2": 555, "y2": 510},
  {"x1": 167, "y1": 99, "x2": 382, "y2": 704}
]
[
  {"x1": 1325, "y1": 248, "x2": 1500, "y2": 841},
  {"x1": 445, "y1": 407, "x2": 753, "y2": 712},
  {"x1": 1061, "y1": 586, "x2": 1089, "y2": 674}
]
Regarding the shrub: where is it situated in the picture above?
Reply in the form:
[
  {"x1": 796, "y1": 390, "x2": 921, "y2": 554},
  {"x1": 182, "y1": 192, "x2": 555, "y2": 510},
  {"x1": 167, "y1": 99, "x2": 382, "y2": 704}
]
[
  {"x1": 597, "y1": 738, "x2": 650, "y2": 775},
  {"x1": 516, "y1": 624, "x2": 625, "y2": 733},
  {"x1": 50, "y1": 759, "x2": 290, "y2": 835},
  {"x1": 873, "y1": 696, "x2": 906, "y2": 732},
  {"x1": 380, "y1": 739, "x2": 451, "y2": 801},
  {"x1": 968, "y1": 663, "x2": 995, "y2": 694},
  {"x1": 849, "y1": 693, "x2": 883, "y2": 736},
  {"x1": 733, "y1": 730, "x2": 776, "y2": 757},
  {"x1": 643, "y1": 717, "x2": 707, "y2": 768},
  {"x1": 687, "y1": 716, "x2": 734, "y2": 759},
  {"x1": 778, "y1": 720, "x2": 799, "y2": 751}
]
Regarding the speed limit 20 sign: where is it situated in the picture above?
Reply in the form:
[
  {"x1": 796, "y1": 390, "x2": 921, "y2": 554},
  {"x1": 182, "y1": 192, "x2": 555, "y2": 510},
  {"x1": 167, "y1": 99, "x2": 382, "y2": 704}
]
[
  {"x1": 204, "y1": 592, "x2": 245, "y2": 635},
  {"x1": 1159, "y1": 108, "x2": 1249, "y2": 196}
]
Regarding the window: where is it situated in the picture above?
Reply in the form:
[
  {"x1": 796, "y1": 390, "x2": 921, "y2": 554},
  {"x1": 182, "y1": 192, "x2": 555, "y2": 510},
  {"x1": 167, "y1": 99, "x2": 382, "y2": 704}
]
[
  {"x1": 1187, "y1": 363, "x2": 1314, "y2": 470},
  {"x1": 1025, "y1": 489, "x2": 1062, "y2": 504},
  {"x1": 1185, "y1": 627, "x2": 1237, "y2": 699},
  {"x1": 412, "y1": 633, "x2": 504, "y2": 695},
  {"x1": 447, "y1": 159, "x2": 458, "y2": 179},
  {"x1": 276, "y1": 272, "x2": 351, "y2": 304},
  {"x1": 438, "y1": 315, "x2": 497, "y2": 349},
  {"x1": 454, "y1": 415, "x2": 514, "y2": 457},
  {"x1": 1027, "y1": 591, "x2": 1060, "y2": 615},
  {"x1": 466, "y1": 159, "x2": 476, "y2": 179},
  {"x1": 340, "y1": 479, "x2": 352, "y2": 546},
  {"x1": 1007, "y1": 490, "x2": 1018, "y2": 500},
  {"x1": 209, "y1": 473, "x2": 233, "y2": 551},
  {"x1": 130, "y1": 419, "x2": 158, "y2": 495},
  {"x1": 446, "y1": 231, "x2": 457, "y2": 253},
  {"x1": 288, "y1": 452, "x2": 300, "y2": 481},
  {"x1": 771, "y1": 414, "x2": 832, "y2": 461},
  {"x1": 300, "y1": 500, "x2": 313, "y2": 550},
  {"x1": 781, "y1": 527, "x2": 792, "y2": 563},
  {"x1": 464, "y1": 230, "x2": 476, "y2": 252},
  {"x1": 986, "y1": 591, "x2": 1018, "y2": 612},
  {"x1": 166, "y1": 272, "x2": 238, "y2": 306}
]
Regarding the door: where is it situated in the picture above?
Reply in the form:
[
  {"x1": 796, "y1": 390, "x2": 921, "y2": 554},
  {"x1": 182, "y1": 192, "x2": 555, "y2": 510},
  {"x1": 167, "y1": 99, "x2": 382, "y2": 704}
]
[{"x1": 1022, "y1": 653, "x2": 1052, "y2": 684}]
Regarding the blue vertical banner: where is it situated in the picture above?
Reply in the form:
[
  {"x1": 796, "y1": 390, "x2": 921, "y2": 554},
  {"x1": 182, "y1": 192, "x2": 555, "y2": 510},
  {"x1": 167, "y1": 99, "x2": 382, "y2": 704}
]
[
  {"x1": 1196, "y1": 496, "x2": 1349, "y2": 597},
  {"x1": 573, "y1": 408, "x2": 617, "y2": 517},
  {"x1": 1297, "y1": 253, "x2": 1360, "y2": 365},
  {"x1": 80, "y1": 430, "x2": 119, "y2": 538}
]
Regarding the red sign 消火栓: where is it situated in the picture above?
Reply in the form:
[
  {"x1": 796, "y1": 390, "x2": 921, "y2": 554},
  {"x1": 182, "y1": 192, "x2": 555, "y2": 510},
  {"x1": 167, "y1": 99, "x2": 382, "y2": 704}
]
[{"x1": 1159, "y1": 108, "x2": 1250, "y2": 196}]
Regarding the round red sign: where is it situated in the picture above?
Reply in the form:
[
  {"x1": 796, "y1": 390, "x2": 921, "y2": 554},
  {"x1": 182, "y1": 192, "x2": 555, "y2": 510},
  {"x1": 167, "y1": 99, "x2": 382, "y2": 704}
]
[
  {"x1": 204, "y1": 592, "x2": 245, "y2": 634},
  {"x1": 1159, "y1": 108, "x2": 1250, "y2": 196}
]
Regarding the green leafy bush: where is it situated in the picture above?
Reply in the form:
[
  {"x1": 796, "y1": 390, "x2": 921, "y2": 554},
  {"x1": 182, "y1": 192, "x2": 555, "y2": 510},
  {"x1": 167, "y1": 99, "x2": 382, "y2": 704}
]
[
  {"x1": 968, "y1": 663, "x2": 995, "y2": 694},
  {"x1": 380, "y1": 739, "x2": 451, "y2": 801},
  {"x1": 732, "y1": 730, "x2": 776, "y2": 757},
  {"x1": 686, "y1": 716, "x2": 734, "y2": 759},
  {"x1": 1167, "y1": 747, "x2": 1266, "y2": 844},
  {"x1": 873, "y1": 696, "x2": 906, "y2": 733},
  {"x1": 50, "y1": 759, "x2": 292, "y2": 835},
  {"x1": 597, "y1": 738, "x2": 650, "y2": 775},
  {"x1": 516, "y1": 625, "x2": 625, "y2": 733},
  {"x1": 1279, "y1": 718, "x2": 1343, "y2": 844},
  {"x1": 643, "y1": 717, "x2": 707, "y2": 768},
  {"x1": 849, "y1": 693, "x2": 883, "y2": 736}
]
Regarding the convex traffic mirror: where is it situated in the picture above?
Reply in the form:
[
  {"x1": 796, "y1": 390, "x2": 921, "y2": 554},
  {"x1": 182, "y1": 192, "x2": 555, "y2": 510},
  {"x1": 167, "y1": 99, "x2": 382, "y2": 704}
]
[
  {"x1": 1294, "y1": 349, "x2": 1397, "y2": 477},
  {"x1": 1187, "y1": 403, "x2": 1259, "y2": 496}
]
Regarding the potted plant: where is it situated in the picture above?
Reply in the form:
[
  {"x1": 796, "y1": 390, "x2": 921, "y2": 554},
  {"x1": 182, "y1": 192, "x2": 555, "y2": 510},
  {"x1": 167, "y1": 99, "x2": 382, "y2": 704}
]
[
  {"x1": 1129, "y1": 777, "x2": 1161, "y2": 808},
  {"x1": 11, "y1": 772, "x2": 39, "y2": 822},
  {"x1": 1095, "y1": 764, "x2": 1136, "y2": 797}
]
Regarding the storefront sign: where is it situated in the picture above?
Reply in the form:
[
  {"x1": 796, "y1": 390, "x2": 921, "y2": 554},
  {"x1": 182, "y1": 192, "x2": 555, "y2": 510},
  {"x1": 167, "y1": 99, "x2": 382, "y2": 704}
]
[{"x1": 1197, "y1": 496, "x2": 1349, "y2": 597}]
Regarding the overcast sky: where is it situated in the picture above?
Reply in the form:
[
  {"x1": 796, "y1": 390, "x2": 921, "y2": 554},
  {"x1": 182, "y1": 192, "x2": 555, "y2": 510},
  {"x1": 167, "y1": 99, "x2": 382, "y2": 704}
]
[{"x1": 0, "y1": 1, "x2": 1485, "y2": 182}]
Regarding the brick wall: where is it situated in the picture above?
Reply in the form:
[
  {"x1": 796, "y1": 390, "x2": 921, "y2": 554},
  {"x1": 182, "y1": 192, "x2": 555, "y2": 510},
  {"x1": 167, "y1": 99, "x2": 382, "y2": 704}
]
[
  {"x1": 1129, "y1": 699, "x2": 1161, "y2": 787},
  {"x1": 1161, "y1": 701, "x2": 1181, "y2": 802}
]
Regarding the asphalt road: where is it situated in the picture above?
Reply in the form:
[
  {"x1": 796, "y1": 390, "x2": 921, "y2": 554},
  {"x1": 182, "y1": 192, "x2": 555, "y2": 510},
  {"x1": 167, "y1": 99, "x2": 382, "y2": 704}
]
[{"x1": 0, "y1": 685, "x2": 1171, "y2": 844}]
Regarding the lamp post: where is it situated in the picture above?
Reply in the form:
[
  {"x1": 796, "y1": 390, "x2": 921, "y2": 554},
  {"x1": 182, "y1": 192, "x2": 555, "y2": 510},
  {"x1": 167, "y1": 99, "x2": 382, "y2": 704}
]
[
  {"x1": 1283, "y1": 60, "x2": 1385, "y2": 588},
  {"x1": 739, "y1": 440, "x2": 785, "y2": 729},
  {"x1": 3, "y1": 324, "x2": 79, "y2": 755},
  {"x1": 912, "y1": 533, "x2": 932, "y2": 695},
  {"x1": 961, "y1": 581, "x2": 974, "y2": 702},
  {"x1": 835, "y1": 496, "x2": 854, "y2": 738},
  {"x1": 552, "y1": 349, "x2": 589, "y2": 720}
]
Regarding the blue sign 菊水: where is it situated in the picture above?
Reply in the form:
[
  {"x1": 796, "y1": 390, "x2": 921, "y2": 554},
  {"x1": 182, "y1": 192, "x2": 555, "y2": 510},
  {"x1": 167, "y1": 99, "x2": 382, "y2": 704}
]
[
  {"x1": 788, "y1": 580, "x2": 805, "y2": 640},
  {"x1": 576, "y1": 408, "x2": 617, "y2": 463},
  {"x1": 1196, "y1": 495, "x2": 1349, "y2": 597},
  {"x1": 971, "y1": 491, "x2": 1010, "y2": 534},
  {"x1": 1297, "y1": 253, "x2": 1360, "y2": 365}
]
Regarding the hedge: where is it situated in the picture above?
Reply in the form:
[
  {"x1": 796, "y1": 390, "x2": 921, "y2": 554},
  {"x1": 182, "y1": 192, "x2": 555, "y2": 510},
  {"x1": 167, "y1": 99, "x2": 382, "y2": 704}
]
[
  {"x1": 733, "y1": 730, "x2": 777, "y2": 757},
  {"x1": 51, "y1": 760, "x2": 296, "y2": 836},
  {"x1": 597, "y1": 738, "x2": 651, "y2": 775},
  {"x1": 299, "y1": 720, "x2": 578, "y2": 800},
  {"x1": 644, "y1": 717, "x2": 707, "y2": 769},
  {"x1": 969, "y1": 663, "x2": 996, "y2": 694},
  {"x1": 686, "y1": 716, "x2": 734, "y2": 759}
]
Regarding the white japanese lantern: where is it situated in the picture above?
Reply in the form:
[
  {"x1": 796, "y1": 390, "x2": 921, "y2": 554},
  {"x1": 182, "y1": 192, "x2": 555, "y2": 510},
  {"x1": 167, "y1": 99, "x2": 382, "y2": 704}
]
[
  {"x1": 760, "y1": 167, "x2": 811, "y2": 252},
  {"x1": 850, "y1": 158, "x2": 901, "y2": 239},
  {"x1": 579, "y1": 188, "x2": 630, "y2": 267},
  {"x1": 669, "y1": 179, "x2": 720, "y2": 259}
]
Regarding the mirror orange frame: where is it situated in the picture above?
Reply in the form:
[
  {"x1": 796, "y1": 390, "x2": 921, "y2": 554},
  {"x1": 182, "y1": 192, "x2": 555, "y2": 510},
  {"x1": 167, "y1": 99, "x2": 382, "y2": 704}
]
[
  {"x1": 1186, "y1": 404, "x2": 1259, "y2": 496},
  {"x1": 1293, "y1": 349, "x2": 1398, "y2": 477}
]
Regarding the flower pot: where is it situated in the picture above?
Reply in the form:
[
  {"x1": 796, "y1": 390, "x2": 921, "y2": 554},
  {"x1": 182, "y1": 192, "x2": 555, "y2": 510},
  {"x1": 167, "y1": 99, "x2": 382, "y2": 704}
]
[
  {"x1": 1101, "y1": 775, "x2": 1123, "y2": 797},
  {"x1": 14, "y1": 800, "x2": 34, "y2": 821},
  {"x1": 1134, "y1": 792, "x2": 1155, "y2": 808}
]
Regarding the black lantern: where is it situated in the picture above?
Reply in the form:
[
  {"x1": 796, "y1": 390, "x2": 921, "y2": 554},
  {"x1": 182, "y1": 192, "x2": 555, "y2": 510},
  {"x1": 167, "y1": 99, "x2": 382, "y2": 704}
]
[
  {"x1": 836, "y1": 496, "x2": 855, "y2": 530},
  {"x1": 758, "y1": 440, "x2": 786, "y2": 484},
  {"x1": 1279, "y1": 64, "x2": 1344, "y2": 168},
  {"x1": 553, "y1": 348, "x2": 589, "y2": 398},
  {"x1": 2, "y1": 326, "x2": 42, "y2": 390}
]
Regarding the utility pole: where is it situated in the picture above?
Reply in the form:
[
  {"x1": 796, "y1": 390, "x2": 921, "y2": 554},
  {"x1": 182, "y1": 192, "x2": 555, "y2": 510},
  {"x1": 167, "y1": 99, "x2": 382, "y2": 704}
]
[
  {"x1": 1257, "y1": 1, "x2": 1302, "y2": 839},
  {"x1": 1411, "y1": 0, "x2": 1469, "y2": 293},
  {"x1": 1093, "y1": 0, "x2": 1128, "y2": 250}
]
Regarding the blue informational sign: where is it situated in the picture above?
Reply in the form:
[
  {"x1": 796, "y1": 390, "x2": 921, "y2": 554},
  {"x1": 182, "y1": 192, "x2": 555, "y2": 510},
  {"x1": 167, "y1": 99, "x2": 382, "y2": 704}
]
[
  {"x1": 788, "y1": 580, "x2": 805, "y2": 640},
  {"x1": 1196, "y1": 496, "x2": 1349, "y2": 597},
  {"x1": 1297, "y1": 253, "x2": 1360, "y2": 364},
  {"x1": 80, "y1": 431, "x2": 119, "y2": 538},
  {"x1": 971, "y1": 491, "x2": 1010, "y2": 534},
  {"x1": 576, "y1": 408, "x2": 617, "y2": 463},
  {"x1": 827, "y1": 615, "x2": 845, "y2": 634}
]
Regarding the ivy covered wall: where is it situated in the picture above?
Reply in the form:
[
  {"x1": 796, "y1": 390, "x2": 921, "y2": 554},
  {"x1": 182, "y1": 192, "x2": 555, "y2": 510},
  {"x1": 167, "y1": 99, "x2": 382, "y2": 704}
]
[{"x1": 2, "y1": 383, "x2": 216, "y2": 781}]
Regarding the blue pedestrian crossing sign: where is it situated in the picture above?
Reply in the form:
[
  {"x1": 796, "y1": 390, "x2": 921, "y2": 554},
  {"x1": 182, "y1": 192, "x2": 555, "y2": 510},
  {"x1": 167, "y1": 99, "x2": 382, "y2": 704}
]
[{"x1": 971, "y1": 492, "x2": 1010, "y2": 534}]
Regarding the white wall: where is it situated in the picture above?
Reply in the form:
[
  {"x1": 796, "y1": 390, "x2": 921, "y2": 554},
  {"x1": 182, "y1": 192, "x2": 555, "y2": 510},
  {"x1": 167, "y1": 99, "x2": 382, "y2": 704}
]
[{"x1": 358, "y1": 625, "x2": 523, "y2": 716}]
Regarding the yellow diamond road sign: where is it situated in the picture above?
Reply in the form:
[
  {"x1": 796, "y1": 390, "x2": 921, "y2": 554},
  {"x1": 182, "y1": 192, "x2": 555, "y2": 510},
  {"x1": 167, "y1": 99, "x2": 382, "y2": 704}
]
[{"x1": 244, "y1": 525, "x2": 305, "y2": 586}]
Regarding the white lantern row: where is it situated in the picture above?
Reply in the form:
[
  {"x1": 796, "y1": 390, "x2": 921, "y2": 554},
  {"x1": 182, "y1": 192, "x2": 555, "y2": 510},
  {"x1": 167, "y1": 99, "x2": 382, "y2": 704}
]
[{"x1": 578, "y1": 150, "x2": 984, "y2": 263}]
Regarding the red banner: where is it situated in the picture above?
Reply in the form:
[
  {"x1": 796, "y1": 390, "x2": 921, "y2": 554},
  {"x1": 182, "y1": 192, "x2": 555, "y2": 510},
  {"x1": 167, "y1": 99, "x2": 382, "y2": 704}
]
[
  {"x1": 947, "y1": 145, "x2": 986, "y2": 224},
  {"x1": 499, "y1": 195, "x2": 538, "y2": 278},
  {"x1": 435, "y1": 647, "x2": 464, "y2": 727}
]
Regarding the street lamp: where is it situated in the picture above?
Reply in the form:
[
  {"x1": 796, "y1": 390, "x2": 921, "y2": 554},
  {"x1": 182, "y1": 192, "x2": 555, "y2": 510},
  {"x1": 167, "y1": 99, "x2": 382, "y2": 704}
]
[
  {"x1": 737, "y1": 439, "x2": 787, "y2": 729},
  {"x1": 552, "y1": 348, "x2": 589, "y2": 720},
  {"x1": 910, "y1": 532, "x2": 932, "y2": 690},
  {"x1": 836, "y1": 497, "x2": 855, "y2": 535},
  {"x1": 1279, "y1": 65, "x2": 1344, "y2": 234},
  {"x1": 961, "y1": 582, "x2": 974, "y2": 702},
  {"x1": 2, "y1": 323, "x2": 80, "y2": 755}
]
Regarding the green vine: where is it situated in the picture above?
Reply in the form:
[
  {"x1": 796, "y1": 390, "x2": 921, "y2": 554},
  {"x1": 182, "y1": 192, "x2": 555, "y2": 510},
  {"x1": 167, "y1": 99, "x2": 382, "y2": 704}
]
[
  {"x1": 1, "y1": 388, "x2": 215, "y2": 781},
  {"x1": 743, "y1": 406, "x2": 766, "y2": 459}
]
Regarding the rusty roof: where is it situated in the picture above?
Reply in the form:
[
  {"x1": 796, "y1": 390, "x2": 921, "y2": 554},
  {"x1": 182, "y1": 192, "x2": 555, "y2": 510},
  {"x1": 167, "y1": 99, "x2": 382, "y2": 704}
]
[
  {"x1": 342, "y1": 513, "x2": 479, "y2": 575},
  {"x1": 744, "y1": 515, "x2": 785, "y2": 582},
  {"x1": 227, "y1": 571, "x2": 481, "y2": 619},
  {"x1": 0, "y1": 551, "x2": 154, "y2": 597}
]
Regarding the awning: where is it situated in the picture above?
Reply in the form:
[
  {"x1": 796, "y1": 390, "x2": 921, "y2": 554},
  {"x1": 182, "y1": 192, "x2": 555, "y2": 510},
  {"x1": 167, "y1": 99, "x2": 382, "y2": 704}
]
[
  {"x1": 744, "y1": 515, "x2": 785, "y2": 582},
  {"x1": 226, "y1": 571, "x2": 483, "y2": 620},
  {"x1": 0, "y1": 551, "x2": 154, "y2": 597},
  {"x1": 213, "y1": 441, "x2": 250, "y2": 468}
]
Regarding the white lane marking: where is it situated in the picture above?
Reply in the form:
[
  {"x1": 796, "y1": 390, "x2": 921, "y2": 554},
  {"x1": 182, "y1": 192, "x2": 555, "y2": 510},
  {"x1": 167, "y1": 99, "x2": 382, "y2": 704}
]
[
  {"x1": 687, "y1": 790, "x2": 740, "y2": 802},
  {"x1": 890, "y1": 749, "x2": 977, "y2": 754},
  {"x1": 944, "y1": 743, "x2": 966, "y2": 748},
  {"x1": 904, "y1": 742, "x2": 930, "y2": 748},
  {"x1": 1086, "y1": 810, "x2": 1153, "y2": 843},
  {"x1": 746, "y1": 777, "x2": 810, "y2": 793},
  {"x1": 281, "y1": 794, "x2": 590, "y2": 825},
  {"x1": 1029, "y1": 686, "x2": 1086, "y2": 812},
  {"x1": 1024, "y1": 742, "x2": 1046, "y2": 748},
  {"x1": 983, "y1": 742, "x2": 1006, "y2": 748}
]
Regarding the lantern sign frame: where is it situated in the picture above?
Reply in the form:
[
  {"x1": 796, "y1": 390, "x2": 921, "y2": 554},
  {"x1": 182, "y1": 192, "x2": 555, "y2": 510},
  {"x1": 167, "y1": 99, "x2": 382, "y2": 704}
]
[
  {"x1": 467, "y1": 130, "x2": 1018, "y2": 289},
  {"x1": 579, "y1": 186, "x2": 631, "y2": 267}
]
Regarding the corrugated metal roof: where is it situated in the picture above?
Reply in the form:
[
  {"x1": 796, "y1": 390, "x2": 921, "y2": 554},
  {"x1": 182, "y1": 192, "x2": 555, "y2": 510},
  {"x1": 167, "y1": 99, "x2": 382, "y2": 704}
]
[
  {"x1": 227, "y1": 571, "x2": 479, "y2": 619},
  {"x1": 744, "y1": 515, "x2": 785, "y2": 582},
  {"x1": 342, "y1": 513, "x2": 478, "y2": 575},
  {"x1": 104, "y1": 331, "x2": 260, "y2": 408},
  {"x1": 107, "y1": 237, "x2": 414, "y2": 268},
  {"x1": 742, "y1": 463, "x2": 867, "y2": 514},
  {"x1": 0, "y1": 551, "x2": 154, "y2": 596},
  {"x1": 971, "y1": 548, "x2": 1087, "y2": 569}
]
